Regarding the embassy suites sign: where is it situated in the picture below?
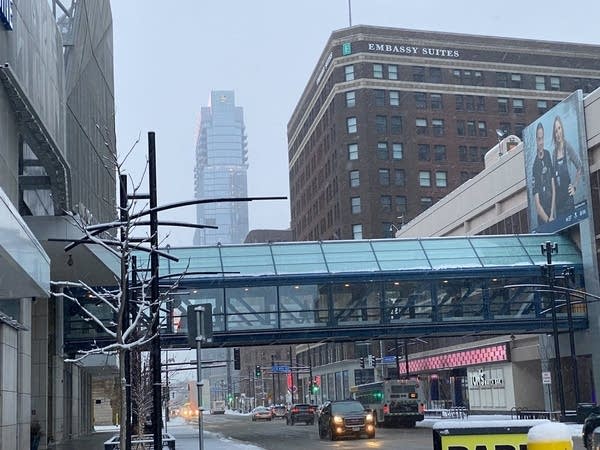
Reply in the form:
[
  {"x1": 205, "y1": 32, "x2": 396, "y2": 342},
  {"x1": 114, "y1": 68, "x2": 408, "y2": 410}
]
[{"x1": 367, "y1": 42, "x2": 460, "y2": 58}]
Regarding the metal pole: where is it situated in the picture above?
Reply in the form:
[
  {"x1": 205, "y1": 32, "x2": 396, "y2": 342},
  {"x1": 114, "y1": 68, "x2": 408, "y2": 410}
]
[
  {"x1": 226, "y1": 348, "x2": 232, "y2": 409},
  {"x1": 248, "y1": 368, "x2": 252, "y2": 410},
  {"x1": 565, "y1": 289, "x2": 581, "y2": 404},
  {"x1": 120, "y1": 174, "x2": 131, "y2": 450},
  {"x1": 347, "y1": 0, "x2": 352, "y2": 26},
  {"x1": 271, "y1": 355, "x2": 276, "y2": 404},
  {"x1": 404, "y1": 339, "x2": 410, "y2": 379},
  {"x1": 277, "y1": 367, "x2": 281, "y2": 403},
  {"x1": 289, "y1": 346, "x2": 294, "y2": 404},
  {"x1": 549, "y1": 266, "x2": 566, "y2": 419},
  {"x1": 165, "y1": 350, "x2": 169, "y2": 430},
  {"x1": 130, "y1": 257, "x2": 139, "y2": 434},
  {"x1": 195, "y1": 306, "x2": 205, "y2": 450},
  {"x1": 543, "y1": 242, "x2": 566, "y2": 420},
  {"x1": 165, "y1": 245, "x2": 172, "y2": 426},
  {"x1": 308, "y1": 349, "x2": 313, "y2": 405},
  {"x1": 395, "y1": 338, "x2": 401, "y2": 380},
  {"x1": 295, "y1": 353, "x2": 300, "y2": 403},
  {"x1": 148, "y1": 132, "x2": 162, "y2": 449}
]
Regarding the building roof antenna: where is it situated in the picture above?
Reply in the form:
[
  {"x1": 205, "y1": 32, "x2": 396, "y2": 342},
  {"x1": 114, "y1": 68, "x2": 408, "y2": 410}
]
[{"x1": 348, "y1": 0, "x2": 352, "y2": 27}]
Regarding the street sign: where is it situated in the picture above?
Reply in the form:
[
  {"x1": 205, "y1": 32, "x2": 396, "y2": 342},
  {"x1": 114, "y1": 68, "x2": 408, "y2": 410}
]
[
  {"x1": 186, "y1": 303, "x2": 213, "y2": 347},
  {"x1": 271, "y1": 365, "x2": 290, "y2": 373},
  {"x1": 542, "y1": 371, "x2": 552, "y2": 384},
  {"x1": 382, "y1": 355, "x2": 397, "y2": 364}
]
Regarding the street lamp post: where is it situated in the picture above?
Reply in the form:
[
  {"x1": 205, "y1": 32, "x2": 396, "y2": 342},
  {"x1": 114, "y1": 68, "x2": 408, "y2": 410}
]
[
  {"x1": 541, "y1": 241, "x2": 566, "y2": 420},
  {"x1": 289, "y1": 346, "x2": 294, "y2": 404},
  {"x1": 271, "y1": 354, "x2": 276, "y2": 405},
  {"x1": 194, "y1": 306, "x2": 206, "y2": 450},
  {"x1": 562, "y1": 267, "x2": 581, "y2": 405}
]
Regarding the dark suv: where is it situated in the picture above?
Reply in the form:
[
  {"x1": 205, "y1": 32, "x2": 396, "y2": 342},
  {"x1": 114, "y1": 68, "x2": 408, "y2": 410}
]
[
  {"x1": 583, "y1": 410, "x2": 600, "y2": 449},
  {"x1": 286, "y1": 403, "x2": 315, "y2": 425},
  {"x1": 317, "y1": 400, "x2": 375, "y2": 440}
]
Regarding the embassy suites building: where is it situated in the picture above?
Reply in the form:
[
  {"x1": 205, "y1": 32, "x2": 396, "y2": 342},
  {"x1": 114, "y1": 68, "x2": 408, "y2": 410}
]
[{"x1": 288, "y1": 25, "x2": 600, "y2": 241}]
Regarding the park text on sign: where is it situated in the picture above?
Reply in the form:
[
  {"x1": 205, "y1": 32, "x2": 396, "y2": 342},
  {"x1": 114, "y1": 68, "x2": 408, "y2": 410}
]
[
  {"x1": 542, "y1": 371, "x2": 552, "y2": 384},
  {"x1": 0, "y1": 0, "x2": 12, "y2": 30}
]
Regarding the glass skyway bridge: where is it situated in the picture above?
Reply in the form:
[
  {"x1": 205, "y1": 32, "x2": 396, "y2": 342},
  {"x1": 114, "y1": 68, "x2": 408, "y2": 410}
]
[{"x1": 63, "y1": 234, "x2": 587, "y2": 353}]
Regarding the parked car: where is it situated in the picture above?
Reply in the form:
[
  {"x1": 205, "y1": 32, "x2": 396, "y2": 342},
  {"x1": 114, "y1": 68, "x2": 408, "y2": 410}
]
[
  {"x1": 317, "y1": 400, "x2": 375, "y2": 440},
  {"x1": 583, "y1": 410, "x2": 600, "y2": 449},
  {"x1": 251, "y1": 406, "x2": 273, "y2": 421},
  {"x1": 271, "y1": 405, "x2": 287, "y2": 419},
  {"x1": 286, "y1": 403, "x2": 315, "y2": 425}
]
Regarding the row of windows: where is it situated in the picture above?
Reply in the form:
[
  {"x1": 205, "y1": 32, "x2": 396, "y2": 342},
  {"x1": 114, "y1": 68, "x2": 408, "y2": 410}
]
[
  {"x1": 497, "y1": 97, "x2": 524, "y2": 114},
  {"x1": 456, "y1": 120, "x2": 488, "y2": 137},
  {"x1": 351, "y1": 142, "x2": 403, "y2": 160},
  {"x1": 419, "y1": 170, "x2": 448, "y2": 187},
  {"x1": 351, "y1": 89, "x2": 402, "y2": 107},
  {"x1": 351, "y1": 195, "x2": 407, "y2": 214},
  {"x1": 346, "y1": 90, "x2": 558, "y2": 118},
  {"x1": 347, "y1": 142, "x2": 490, "y2": 163},
  {"x1": 348, "y1": 116, "x2": 483, "y2": 138},
  {"x1": 346, "y1": 116, "x2": 402, "y2": 134},
  {"x1": 343, "y1": 63, "x2": 592, "y2": 92},
  {"x1": 351, "y1": 198, "x2": 436, "y2": 239},
  {"x1": 347, "y1": 115, "x2": 527, "y2": 142},
  {"x1": 348, "y1": 169, "x2": 447, "y2": 188}
]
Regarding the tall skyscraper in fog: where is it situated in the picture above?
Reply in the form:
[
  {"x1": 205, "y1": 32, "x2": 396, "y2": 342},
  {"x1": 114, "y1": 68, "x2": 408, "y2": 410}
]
[{"x1": 194, "y1": 90, "x2": 249, "y2": 245}]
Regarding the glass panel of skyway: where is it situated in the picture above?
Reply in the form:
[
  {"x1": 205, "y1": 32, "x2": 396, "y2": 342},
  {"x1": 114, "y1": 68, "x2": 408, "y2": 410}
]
[{"x1": 138, "y1": 233, "x2": 582, "y2": 279}]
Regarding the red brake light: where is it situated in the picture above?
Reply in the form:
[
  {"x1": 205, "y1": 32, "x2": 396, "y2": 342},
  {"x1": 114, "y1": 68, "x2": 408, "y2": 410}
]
[{"x1": 292, "y1": 408, "x2": 299, "y2": 413}]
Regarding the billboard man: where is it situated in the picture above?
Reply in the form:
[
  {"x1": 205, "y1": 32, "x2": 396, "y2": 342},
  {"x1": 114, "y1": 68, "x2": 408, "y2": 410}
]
[{"x1": 532, "y1": 122, "x2": 556, "y2": 224}]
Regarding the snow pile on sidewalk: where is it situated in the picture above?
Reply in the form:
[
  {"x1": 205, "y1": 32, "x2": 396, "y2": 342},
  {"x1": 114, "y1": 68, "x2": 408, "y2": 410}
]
[{"x1": 205, "y1": 430, "x2": 264, "y2": 450}]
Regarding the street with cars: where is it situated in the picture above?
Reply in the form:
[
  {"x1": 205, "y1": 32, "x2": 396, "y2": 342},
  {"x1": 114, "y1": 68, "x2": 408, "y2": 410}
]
[
  {"x1": 197, "y1": 409, "x2": 589, "y2": 450},
  {"x1": 203, "y1": 411, "x2": 432, "y2": 449}
]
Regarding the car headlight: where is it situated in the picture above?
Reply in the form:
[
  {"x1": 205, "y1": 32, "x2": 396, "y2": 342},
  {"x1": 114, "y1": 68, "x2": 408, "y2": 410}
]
[
  {"x1": 365, "y1": 413, "x2": 373, "y2": 422},
  {"x1": 333, "y1": 415, "x2": 344, "y2": 425}
]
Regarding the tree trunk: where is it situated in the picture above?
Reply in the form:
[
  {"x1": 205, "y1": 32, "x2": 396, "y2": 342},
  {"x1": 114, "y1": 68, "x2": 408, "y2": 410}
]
[{"x1": 119, "y1": 350, "x2": 127, "y2": 449}]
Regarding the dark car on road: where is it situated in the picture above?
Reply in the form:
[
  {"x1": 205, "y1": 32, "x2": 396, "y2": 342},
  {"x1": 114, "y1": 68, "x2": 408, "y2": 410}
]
[
  {"x1": 317, "y1": 400, "x2": 375, "y2": 440},
  {"x1": 286, "y1": 403, "x2": 315, "y2": 425},
  {"x1": 583, "y1": 410, "x2": 600, "y2": 449}
]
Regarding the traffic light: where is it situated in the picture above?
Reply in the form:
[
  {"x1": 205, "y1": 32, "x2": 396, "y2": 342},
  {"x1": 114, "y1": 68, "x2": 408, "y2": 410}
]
[
  {"x1": 370, "y1": 355, "x2": 377, "y2": 368},
  {"x1": 227, "y1": 393, "x2": 234, "y2": 403},
  {"x1": 359, "y1": 357, "x2": 365, "y2": 368},
  {"x1": 233, "y1": 348, "x2": 241, "y2": 370},
  {"x1": 374, "y1": 390, "x2": 383, "y2": 401},
  {"x1": 255, "y1": 365, "x2": 262, "y2": 377},
  {"x1": 311, "y1": 381, "x2": 319, "y2": 394}
]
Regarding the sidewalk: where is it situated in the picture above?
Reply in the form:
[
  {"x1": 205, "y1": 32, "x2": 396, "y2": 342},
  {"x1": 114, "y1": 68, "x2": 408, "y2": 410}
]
[
  {"x1": 50, "y1": 418, "x2": 264, "y2": 450},
  {"x1": 51, "y1": 431, "x2": 115, "y2": 450}
]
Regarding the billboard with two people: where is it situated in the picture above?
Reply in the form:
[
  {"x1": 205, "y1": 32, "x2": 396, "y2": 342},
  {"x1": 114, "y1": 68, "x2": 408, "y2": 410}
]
[{"x1": 523, "y1": 90, "x2": 589, "y2": 233}]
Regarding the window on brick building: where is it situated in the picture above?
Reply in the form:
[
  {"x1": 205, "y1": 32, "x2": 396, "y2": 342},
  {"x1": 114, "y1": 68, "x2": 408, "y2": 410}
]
[
  {"x1": 345, "y1": 91, "x2": 356, "y2": 107},
  {"x1": 344, "y1": 65, "x2": 354, "y2": 81}
]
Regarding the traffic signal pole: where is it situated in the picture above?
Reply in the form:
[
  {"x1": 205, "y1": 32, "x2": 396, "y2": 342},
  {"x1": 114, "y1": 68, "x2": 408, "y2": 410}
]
[
  {"x1": 149, "y1": 133, "x2": 162, "y2": 450},
  {"x1": 271, "y1": 355, "x2": 276, "y2": 404},
  {"x1": 289, "y1": 346, "x2": 294, "y2": 404},
  {"x1": 309, "y1": 360, "x2": 313, "y2": 404}
]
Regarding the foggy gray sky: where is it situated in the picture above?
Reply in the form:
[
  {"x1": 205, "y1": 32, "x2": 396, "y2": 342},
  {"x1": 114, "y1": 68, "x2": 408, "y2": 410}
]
[{"x1": 111, "y1": 0, "x2": 599, "y2": 247}]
